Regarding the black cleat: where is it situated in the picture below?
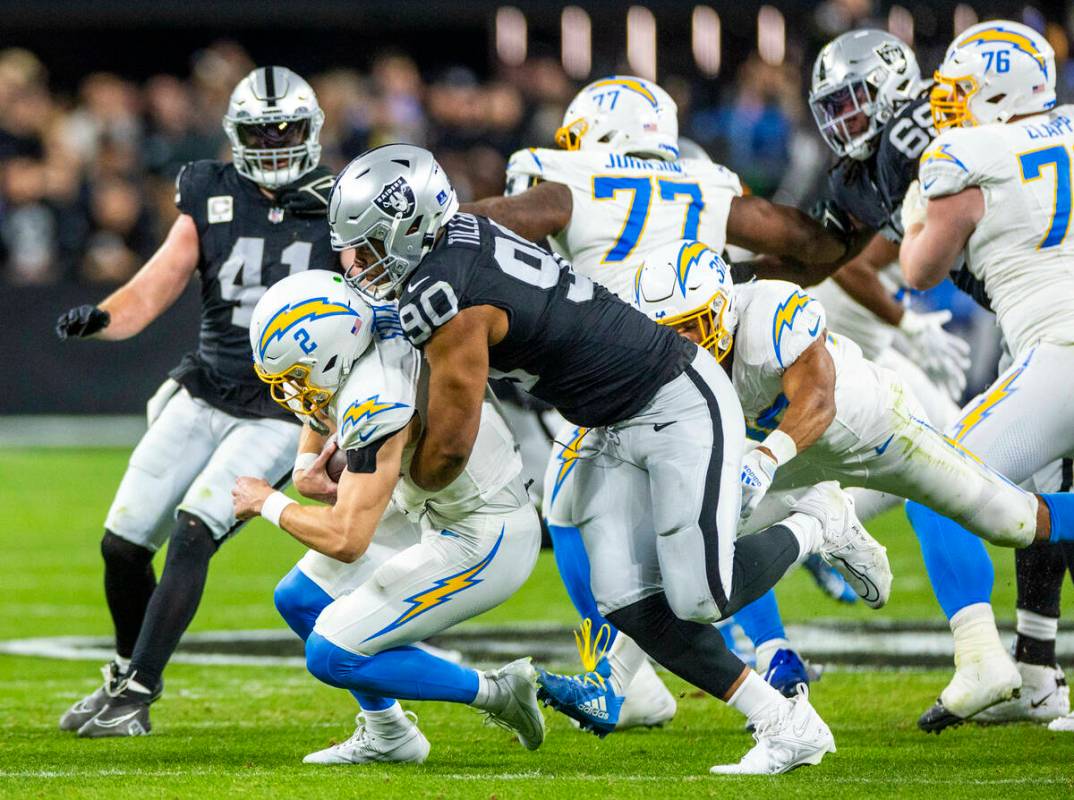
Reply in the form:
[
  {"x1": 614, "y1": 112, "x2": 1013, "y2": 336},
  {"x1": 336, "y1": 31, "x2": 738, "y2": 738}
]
[
  {"x1": 59, "y1": 661, "x2": 126, "y2": 732},
  {"x1": 918, "y1": 699, "x2": 966, "y2": 734},
  {"x1": 76, "y1": 671, "x2": 161, "y2": 739}
]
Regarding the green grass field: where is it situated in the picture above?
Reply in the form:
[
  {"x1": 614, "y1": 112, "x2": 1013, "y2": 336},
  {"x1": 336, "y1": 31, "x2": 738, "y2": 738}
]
[{"x1": 1, "y1": 449, "x2": 1072, "y2": 799}]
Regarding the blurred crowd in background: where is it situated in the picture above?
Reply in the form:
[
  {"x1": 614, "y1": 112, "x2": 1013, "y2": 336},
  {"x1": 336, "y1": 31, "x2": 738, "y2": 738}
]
[{"x1": 1, "y1": 1, "x2": 1071, "y2": 308}]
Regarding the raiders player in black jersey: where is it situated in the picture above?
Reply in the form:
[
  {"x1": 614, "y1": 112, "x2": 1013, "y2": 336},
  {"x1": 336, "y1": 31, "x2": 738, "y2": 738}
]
[
  {"x1": 809, "y1": 29, "x2": 1074, "y2": 732},
  {"x1": 324, "y1": 144, "x2": 892, "y2": 774},
  {"x1": 54, "y1": 67, "x2": 338, "y2": 738}
]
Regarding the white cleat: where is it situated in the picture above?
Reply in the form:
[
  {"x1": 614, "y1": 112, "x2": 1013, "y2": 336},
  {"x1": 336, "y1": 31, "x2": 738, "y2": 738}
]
[
  {"x1": 794, "y1": 485, "x2": 891, "y2": 609},
  {"x1": 919, "y1": 649, "x2": 1022, "y2": 733},
  {"x1": 974, "y1": 663, "x2": 1068, "y2": 724},
  {"x1": 302, "y1": 712, "x2": 430, "y2": 765},
  {"x1": 1047, "y1": 712, "x2": 1074, "y2": 732},
  {"x1": 481, "y1": 657, "x2": 546, "y2": 751},
  {"x1": 616, "y1": 659, "x2": 677, "y2": 730},
  {"x1": 710, "y1": 686, "x2": 835, "y2": 775}
]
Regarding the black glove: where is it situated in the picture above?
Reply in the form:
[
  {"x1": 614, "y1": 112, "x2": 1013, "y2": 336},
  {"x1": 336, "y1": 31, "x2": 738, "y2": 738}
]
[
  {"x1": 56, "y1": 305, "x2": 110, "y2": 340},
  {"x1": 809, "y1": 199, "x2": 855, "y2": 247},
  {"x1": 274, "y1": 165, "x2": 336, "y2": 217}
]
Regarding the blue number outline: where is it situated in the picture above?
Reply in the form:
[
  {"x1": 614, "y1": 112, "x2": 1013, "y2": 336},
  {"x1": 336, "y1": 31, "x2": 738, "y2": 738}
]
[
  {"x1": 1018, "y1": 144, "x2": 1072, "y2": 249},
  {"x1": 657, "y1": 180, "x2": 705, "y2": 239},
  {"x1": 592, "y1": 176, "x2": 653, "y2": 262}
]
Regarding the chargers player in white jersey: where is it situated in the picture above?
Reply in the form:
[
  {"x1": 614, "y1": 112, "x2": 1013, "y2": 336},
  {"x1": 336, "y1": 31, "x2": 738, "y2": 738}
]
[
  {"x1": 464, "y1": 76, "x2": 856, "y2": 724},
  {"x1": 901, "y1": 20, "x2": 1074, "y2": 731},
  {"x1": 231, "y1": 270, "x2": 545, "y2": 763}
]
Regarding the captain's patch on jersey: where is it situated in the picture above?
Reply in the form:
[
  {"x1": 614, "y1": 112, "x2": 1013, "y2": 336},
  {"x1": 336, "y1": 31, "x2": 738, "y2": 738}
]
[
  {"x1": 207, "y1": 195, "x2": 233, "y2": 224},
  {"x1": 374, "y1": 177, "x2": 416, "y2": 218}
]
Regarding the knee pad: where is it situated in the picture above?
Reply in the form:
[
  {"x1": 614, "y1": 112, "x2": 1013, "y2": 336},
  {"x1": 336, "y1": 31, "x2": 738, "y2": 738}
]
[
  {"x1": 274, "y1": 567, "x2": 333, "y2": 641},
  {"x1": 101, "y1": 530, "x2": 154, "y2": 570}
]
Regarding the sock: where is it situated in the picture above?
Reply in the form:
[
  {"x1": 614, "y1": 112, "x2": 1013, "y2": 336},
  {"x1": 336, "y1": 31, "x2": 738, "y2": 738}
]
[
  {"x1": 754, "y1": 638, "x2": 791, "y2": 676},
  {"x1": 306, "y1": 634, "x2": 480, "y2": 704},
  {"x1": 548, "y1": 522, "x2": 617, "y2": 644},
  {"x1": 1016, "y1": 609, "x2": 1058, "y2": 666},
  {"x1": 360, "y1": 701, "x2": 409, "y2": 736},
  {"x1": 905, "y1": 501, "x2": 994, "y2": 619},
  {"x1": 605, "y1": 632, "x2": 648, "y2": 695},
  {"x1": 127, "y1": 513, "x2": 219, "y2": 691},
  {"x1": 471, "y1": 672, "x2": 494, "y2": 708},
  {"x1": 727, "y1": 670, "x2": 788, "y2": 723},
  {"x1": 733, "y1": 589, "x2": 787, "y2": 658},
  {"x1": 100, "y1": 531, "x2": 156, "y2": 659},
  {"x1": 274, "y1": 567, "x2": 395, "y2": 711},
  {"x1": 1043, "y1": 493, "x2": 1074, "y2": 542},
  {"x1": 114, "y1": 655, "x2": 131, "y2": 672},
  {"x1": 781, "y1": 513, "x2": 824, "y2": 566},
  {"x1": 950, "y1": 603, "x2": 1006, "y2": 667}
]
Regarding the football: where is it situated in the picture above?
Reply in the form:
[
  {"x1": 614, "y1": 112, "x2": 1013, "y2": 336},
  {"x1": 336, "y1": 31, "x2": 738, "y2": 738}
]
[{"x1": 326, "y1": 447, "x2": 347, "y2": 482}]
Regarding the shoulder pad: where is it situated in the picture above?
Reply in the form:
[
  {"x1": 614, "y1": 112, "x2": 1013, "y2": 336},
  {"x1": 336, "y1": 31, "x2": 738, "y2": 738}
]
[
  {"x1": 174, "y1": 160, "x2": 228, "y2": 216},
  {"x1": 919, "y1": 131, "x2": 980, "y2": 199},
  {"x1": 506, "y1": 147, "x2": 554, "y2": 179},
  {"x1": 337, "y1": 393, "x2": 414, "y2": 451},
  {"x1": 680, "y1": 159, "x2": 743, "y2": 195},
  {"x1": 444, "y1": 212, "x2": 484, "y2": 251},
  {"x1": 738, "y1": 280, "x2": 825, "y2": 370},
  {"x1": 334, "y1": 348, "x2": 417, "y2": 451},
  {"x1": 509, "y1": 149, "x2": 607, "y2": 192}
]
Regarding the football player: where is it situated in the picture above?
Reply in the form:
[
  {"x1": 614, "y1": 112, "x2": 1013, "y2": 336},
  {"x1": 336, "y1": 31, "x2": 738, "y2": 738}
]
[
  {"x1": 900, "y1": 20, "x2": 1074, "y2": 730},
  {"x1": 329, "y1": 144, "x2": 895, "y2": 775},
  {"x1": 232, "y1": 270, "x2": 545, "y2": 763},
  {"x1": 805, "y1": 28, "x2": 1053, "y2": 731},
  {"x1": 54, "y1": 67, "x2": 338, "y2": 737},
  {"x1": 464, "y1": 75, "x2": 856, "y2": 720}
]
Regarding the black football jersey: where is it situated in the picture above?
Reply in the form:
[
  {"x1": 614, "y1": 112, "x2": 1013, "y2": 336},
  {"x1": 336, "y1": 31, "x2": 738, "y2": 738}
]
[
  {"x1": 827, "y1": 92, "x2": 992, "y2": 310},
  {"x1": 170, "y1": 161, "x2": 338, "y2": 421},
  {"x1": 397, "y1": 213, "x2": 696, "y2": 428}
]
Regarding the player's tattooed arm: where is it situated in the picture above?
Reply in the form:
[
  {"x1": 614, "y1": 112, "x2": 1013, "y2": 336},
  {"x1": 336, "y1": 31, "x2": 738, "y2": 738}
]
[
  {"x1": 774, "y1": 337, "x2": 837, "y2": 455},
  {"x1": 411, "y1": 305, "x2": 505, "y2": 491},
  {"x1": 830, "y1": 234, "x2": 904, "y2": 326},
  {"x1": 461, "y1": 181, "x2": 573, "y2": 244},
  {"x1": 726, "y1": 195, "x2": 847, "y2": 265},
  {"x1": 92, "y1": 214, "x2": 200, "y2": 340},
  {"x1": 232, "y1": 425, "x2": 407, "y2": 563},
  {"x1": 900, "y1": 187, "x2": 984, "y2": 290}
]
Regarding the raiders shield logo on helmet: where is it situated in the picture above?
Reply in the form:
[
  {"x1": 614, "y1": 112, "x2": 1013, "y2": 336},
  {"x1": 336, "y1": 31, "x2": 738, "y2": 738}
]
[
  {"x1": 874, "y1": 42, "x2": 906, "y2": 70},
  {"x1": 373, "y1": 177, "x2": 416, "y2": 219}
]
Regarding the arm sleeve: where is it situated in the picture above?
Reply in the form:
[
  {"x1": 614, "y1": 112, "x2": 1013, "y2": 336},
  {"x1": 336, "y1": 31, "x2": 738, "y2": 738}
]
[{"x1": 345, "y1": 436, "x2": 390, "y2": 474}]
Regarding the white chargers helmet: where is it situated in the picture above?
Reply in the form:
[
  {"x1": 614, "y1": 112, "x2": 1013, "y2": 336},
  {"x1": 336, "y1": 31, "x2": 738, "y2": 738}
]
[
  {"x1": 329, "y1": 144, "x2": 458, "y2": 301},
  {"x1": 931, "y1": 20, "x2": 1056, "y2": 130},
  {"x1": 223, "y1": 66, "x2": 325, "y2": 189},
  {"x1": 555, "y1": 75, "x2": 679, "y2": 161},
  {"x1": 634, "y1": 239, "x2": 736, "y2": 363},
  {"x1": 249, "y1": 270, "x2": 373, "y2": 416},
  {"x1": 810, "y1": 29, "x2": 922, "y2": 160}
]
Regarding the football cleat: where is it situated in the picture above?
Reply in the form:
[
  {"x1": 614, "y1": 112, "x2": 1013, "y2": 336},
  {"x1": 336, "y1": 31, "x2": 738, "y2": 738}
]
[
  {"x1": 710, "y1": 685, "x2": 835, "y2": 775},
  {"x1": 479, "y1": 657, "x2": 545, "y2": 751},
  {"x1": 763, "y1": 649, "x2": 811, "y2": 698},
  {"x1": 59, "y1": 660, "x2": 127, "y2": 732},
  {"x1": 537, "y1": 659, "x2": 623, "y2": 737},
  {"x1": 802, "y1": 553, "x2": 859, "y2": 604},
  {"x1": 616, "y1": 658, "x2": 677, "y2": 730},
  {"x1": 918, "y1": 650, "x2": 1021, "y2": 733},
  {"x1": 76, "y1": 671, "x2": 161, "y2": 739},
  {"x1": 303, "y1": 711, "x2": 430, "y2": 764},
  {"x1": 1047, "y1": 711, "x2": 1074, "y2": 732},
  {"x1": 795, "y1": 485, "x2": 892, "y2": 609},
  {"x1": 974, "y1": 663, "x2": 1069, "y2": 724}
]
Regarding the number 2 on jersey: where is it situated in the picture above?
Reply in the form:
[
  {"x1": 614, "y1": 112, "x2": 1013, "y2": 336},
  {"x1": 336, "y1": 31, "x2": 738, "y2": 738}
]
[
  {"x1": 592, "y1": 176, "x2": 704, "y2": 262},
  {"x1": 1018, "y1": 145, "x2": 1071, "y2": 249}
]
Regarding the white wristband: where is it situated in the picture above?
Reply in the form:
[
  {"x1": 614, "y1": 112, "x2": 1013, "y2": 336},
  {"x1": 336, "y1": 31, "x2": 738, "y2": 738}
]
[
  {"x1": 761, "y1": 430, "x2": 797, "y2": 466},
  {"x1": 261, "y1": 491, "x2": 296, "y2": 528},
  {"x1": 292, "y1": 452, "x2": 318, "y2": 476}
]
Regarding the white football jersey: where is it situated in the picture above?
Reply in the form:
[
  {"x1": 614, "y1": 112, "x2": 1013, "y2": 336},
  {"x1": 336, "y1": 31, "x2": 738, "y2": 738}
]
[
  {"x1": 330, "y1": 307, "x2": 523, "y2": 525},
  {"x1": 920, "y1": 106, "x2": 1074, "y2": 356},
  {"x1": 806, "y1": 263, "x2": 905, "y2": 360},
  {"x1": 505, "y1": 148, "x2": 742, "y2": 301},
  {"x1": 731, "y1": 281, "x2": 885, "y2": 450}
]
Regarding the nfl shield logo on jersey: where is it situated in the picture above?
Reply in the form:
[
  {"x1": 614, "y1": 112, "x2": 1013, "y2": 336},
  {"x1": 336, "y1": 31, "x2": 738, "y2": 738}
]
[
  {"x1": 374, "y1": 177, "x2": 416, "y2": 218},
  {"x1": 267, "y1": 207, "x2": 285, "y2": 224}
]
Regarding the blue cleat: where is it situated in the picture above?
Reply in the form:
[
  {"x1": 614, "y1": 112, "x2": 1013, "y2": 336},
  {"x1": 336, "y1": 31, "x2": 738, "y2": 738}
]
[
  {"x1": 803, "y1": 553, "x2": 858, "y2": 604},
  {"x1": 763, "y1": 648, "x2": 811, "y2": 697},
  {"x1": 537, "y1": 658, "x2": 624, "y2": 737}
]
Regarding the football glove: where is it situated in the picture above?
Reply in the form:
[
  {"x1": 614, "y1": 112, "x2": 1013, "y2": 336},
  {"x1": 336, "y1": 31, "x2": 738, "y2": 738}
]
[
  {"x1": 898, "y1": 308, "x2": 971, "y2": 401},
  {"x1": 809, "y1": 199, "x2": 855, "y2": 248},
  {"x1": 740, "y1": 447, "x2": 778, "y2": 519},
  {"x1": 56, "y1": 305, "x2": 110, "y2": 340},
  {"x1": 274, "y1": 165, "x2": 335, "y2": 217}
]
